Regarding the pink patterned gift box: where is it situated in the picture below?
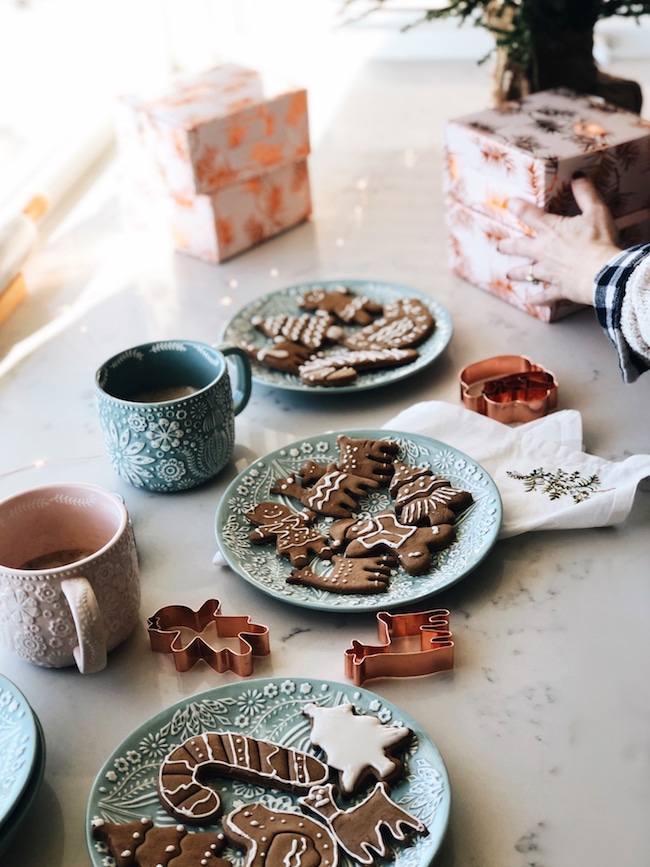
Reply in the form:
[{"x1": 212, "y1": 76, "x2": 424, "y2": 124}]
[
  {"x1": 444, "y1": 88, "x2": 650, "y2": 321},
  {"x1": 117, "y1": 63, "x2": 310, "y2": 197},
  {"x1": 120, "y1": 159, "x2": 311, "y2": 264},
  {"x1": 116, "y1": 63, "x2": 312, "y2": 262}
]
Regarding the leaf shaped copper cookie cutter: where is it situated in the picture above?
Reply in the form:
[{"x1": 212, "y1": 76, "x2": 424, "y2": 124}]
[
  {"x1": 147, "y1": 598, "x2": 270, "y2": 676},
  {"x1": 344, "y1": 609, "x2": 453, "y2": 686},
  {"x1": 460, "y1": 355, "x2": 558, "y2": 423}
]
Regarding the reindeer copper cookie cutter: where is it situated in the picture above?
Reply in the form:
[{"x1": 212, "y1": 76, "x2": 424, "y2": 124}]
[
  {"x1": 460, "y1": 355, "x2": 558, "y2": 423},
  {"x1": 344, "y1": 609, "x2": 453, "y2": 686},
  {"x1": 147, "y1": 598, "x2": 270, "y2": 676}
]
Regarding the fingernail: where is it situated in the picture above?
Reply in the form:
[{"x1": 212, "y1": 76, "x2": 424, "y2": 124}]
[{"x1": 572, "y1": 170, "x2": 586, "y2": 179}]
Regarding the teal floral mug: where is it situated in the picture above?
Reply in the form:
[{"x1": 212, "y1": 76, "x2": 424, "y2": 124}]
[{"x1": 95, "y1": 341, "x2": 251, "y2": 493}]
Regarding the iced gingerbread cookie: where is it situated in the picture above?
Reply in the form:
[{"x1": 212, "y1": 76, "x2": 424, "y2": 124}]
[
  {"x1": 342, "y1": 298, "x2": 434, "y2": 351},
  {"x1": 298, "y1": 285, "x2": 383, "y2": 325},
  {"x1": 389, "y1": 460, "x2": 474, "y2": 526},
  {"x1": 252, "y1": 311, "x2": 343, "y2": 351},
  {"x1": 329, "y1": 509, "x2": 455, "y2": 576},
  {"x1": 241, "y1": 338, "x2": 312, "y2": 376},
  {"x1": 223, "y1": 802, "x2": 338, "y2": 867},
  {"x1": 287, "y1": 553, "x2": 395, "y2": 595},
  {"x1": 247, "y1": 502, "x2": 333, "y2": 568},
  {"x1": 298, "y1": 348, "x2": 418, "y2": 387},
  {"x1": 271, "y1": 464, "x2": 380, "y2": 518},
  {"x1": 302, "y1": 702, "x2": 413, "y2": 796},
  {"x1": 91, "y1": 817, "x2": 228, "y2": 867},
  {"x1": 300, "y1": 782, "x2": 428, "y2": 865},
  {"x1": 158, "y1": 732, "x2": 329, "y2": 825},
  {"x1": 336, "y1": 436, "x2": 400, "y2": 486}
]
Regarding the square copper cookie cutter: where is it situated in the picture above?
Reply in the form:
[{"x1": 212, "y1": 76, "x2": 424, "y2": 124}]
[
  {"x1": 147, "y1": 598, "x2": 270, "y2": 676},
  {"x1": 344, "y1": 609, "x2": 453, "y2": 686},
  {"x1": 460, "y1": 355, "x2": 558, "y2": 423}
]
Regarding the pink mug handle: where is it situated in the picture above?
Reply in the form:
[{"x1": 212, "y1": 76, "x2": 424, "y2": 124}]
[{"x1": 61, "y1": 577, "x2": 108, "y2": 674}]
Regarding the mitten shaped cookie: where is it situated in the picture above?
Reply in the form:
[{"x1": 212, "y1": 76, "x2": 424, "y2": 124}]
[
  {"x1": 298, "y1": 285, "x2": 383, "y2": 325},
  {"x1": 246, "y1": 502, "x2": 333, "y2": 567},
  {"x1": 329, "y1": 509, "x2": 455, "y2": 576},
  {"x1": 271, "y1": 463, "x2": 380, "y2": 518},
  {"x1": 287, "y1": 553, "x2": 395, "y2": 594},
  {"x1": 336, "y1": 435, "x2": 399, "y2": 485}
]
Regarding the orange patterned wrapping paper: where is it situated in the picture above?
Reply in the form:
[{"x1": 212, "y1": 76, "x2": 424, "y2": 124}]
[
  {"x1": 117, "y1": 63, "x2": 310, "y2": 198},
  {"x1": 444, "y1": 88, "x2": 650, "y2": 321},
  {"x1": 120, "y1": 158, "x2": 312, "y2": 263}
]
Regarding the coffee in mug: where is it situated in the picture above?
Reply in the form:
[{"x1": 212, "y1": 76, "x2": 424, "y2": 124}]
[{"x1": 95, "y1": 340, "x2": 252, "y2": 493}]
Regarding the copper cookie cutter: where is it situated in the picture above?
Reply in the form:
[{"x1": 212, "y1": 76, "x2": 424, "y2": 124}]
[
  {"x1": 460, "y1": 355, "x2": 558, "y2": 423},
  {"x1": 344, "y1": 609, "x2": 453, "y2": 686},
  {"x1": 147, "y1": 598, "x2": 270, "y2": 676}
]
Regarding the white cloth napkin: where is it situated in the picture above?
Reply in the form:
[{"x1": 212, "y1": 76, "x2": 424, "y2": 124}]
[{"x1": 383, "y1": 401, "x2": 650, "y2": 538}]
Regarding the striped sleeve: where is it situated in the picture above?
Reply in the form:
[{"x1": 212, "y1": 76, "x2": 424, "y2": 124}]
[{"x1": 594, "y1": 244, "x2": 650, "y2": 383}]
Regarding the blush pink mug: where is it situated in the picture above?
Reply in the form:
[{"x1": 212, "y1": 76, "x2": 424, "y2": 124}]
[{"x1": 0, "y1": 482, "x2": 140, "y2": 674}]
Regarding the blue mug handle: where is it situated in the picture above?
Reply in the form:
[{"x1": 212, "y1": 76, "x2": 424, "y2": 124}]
[{"x1": 217, "y1": 344, "x2": 252, "y2": 415}]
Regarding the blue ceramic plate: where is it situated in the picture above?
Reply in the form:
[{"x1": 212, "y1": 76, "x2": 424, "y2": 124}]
[
  {"x1": 220, "y1": 280, "x2": 453, "y2": 393},
  {"x1": 86, "y1": 677, "x2": 450, "y2": 867},
  {"x1": 0, "y1": 711, "x2": 46, "y2": 856},
  {"x1": 215, "y1": 429, "x2": 502, "y2": 612},
  {"x1": 0, "y1": 674, "x2": 39, "y2": 829}
]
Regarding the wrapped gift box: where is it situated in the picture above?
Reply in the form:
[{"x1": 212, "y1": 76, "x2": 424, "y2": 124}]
[
  {"x1": 116, "y1": 63, "x2": 312, "y2": 261},
  {"x1": 444, "y1": 88, "x2": 650, "y2": 321},
  {"x1": 121, "y1": 159, "x2": 311, "y2": 264}
]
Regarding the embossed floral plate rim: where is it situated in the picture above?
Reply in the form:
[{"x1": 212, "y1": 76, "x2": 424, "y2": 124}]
[
  {"x1": 0, "y1": 674, "x2": 39, "y2": 829},
  {"x1": 215, "y1": 429, "x2": 502, "y2": 612},
  {"x1": 220, "y1": 279, "x2": 453, "y2": 394},
  {"x1": 85, "y1": 676, "x2": 450, "y2": 867},
  {"x1": 0, "y1": 711, "x2": 46, "y2": 856}
]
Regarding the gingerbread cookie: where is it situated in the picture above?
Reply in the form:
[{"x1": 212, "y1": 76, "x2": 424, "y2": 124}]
[
  {"x1": 287, "y1": 553, "x2": 395, "y2": 594},
  {"x1": 247, "y1": 502, "x2": 333, "y2": 567},
  {"x1": 329, "y1": 509, "x2": 455, "y2": 576},
  {"x1": 251, "y1": 311, "x2": 343, "y2": 351},
  {"x1": 300, "y1": 782, "x2": 427, "y2": 865},
  {"x1": 223, "y1": 802, "x2": 338, "y2": 867},
  {"x1": 158, "y1": 731, "x2": 329, "y2": 825},
  {"x1": 241, "y1": 338, "x2": 312, "y2": 376},
  {"x1": 390, "y1": 460, "x2": 474, "y2": 525},
  {"x1": 336, "y1": 436, "x2": 399, "y2": 486},
  {"x1": 271, "y1": 464, "x2": 380, "y2": 518},
  {"x1": 298, "y1": 285, "x2": 384, "y2": 325},
  {"x1": 302, "y1": 702, "x2": 413, "y2": 796},
  {"x1": 91, "y1": 818, "x2": 229, "y2": 867},
  {"x1": 342, "y1": 298, "x2": 434, "y2": 351},
  {"x1": 298, "y1": 347, "x2": 419, "y2": 387}
]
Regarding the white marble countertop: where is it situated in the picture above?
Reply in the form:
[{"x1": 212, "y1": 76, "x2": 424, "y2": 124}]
[{"x1": 1, "y1": 59, "x2": 649, "y2": 867}]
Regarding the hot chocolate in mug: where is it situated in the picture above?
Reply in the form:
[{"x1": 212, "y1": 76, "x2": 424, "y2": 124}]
[
  {"x1": 0, "y1": 482, "x2": 140, "y2": 674},
  {"x1": 95, "y1": 340, "x2": 252, "y2": 493}
]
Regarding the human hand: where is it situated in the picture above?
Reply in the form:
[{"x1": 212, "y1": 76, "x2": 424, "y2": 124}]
[{"x1": 497, "y1": 174, "x2": 622, "y2": 307}]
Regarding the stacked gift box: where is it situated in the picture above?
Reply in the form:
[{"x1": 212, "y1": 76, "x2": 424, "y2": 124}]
[
  {"x1": 443, "y1": 88, "x2": 650, "y2": 321},
  {"x1": 116, "y1": 64, "x2": 312, "y2": 263}
]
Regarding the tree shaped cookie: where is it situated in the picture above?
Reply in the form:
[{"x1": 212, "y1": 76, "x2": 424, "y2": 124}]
[
  {"x1": 287, "y1": 553, "x2": 396, "y2": 595},
  {"x1": 246, "y1": 502, "x2": 332, "y2": 568},
  {"x1": 390, "y1": 461, "x2": 474, "y2": 526},
  {"x1": 329, "y1": 510, "x2": 455, "y2": 576},
  {"x1": 302, "y1": 702, "x2": 413, "y2": 796}
]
